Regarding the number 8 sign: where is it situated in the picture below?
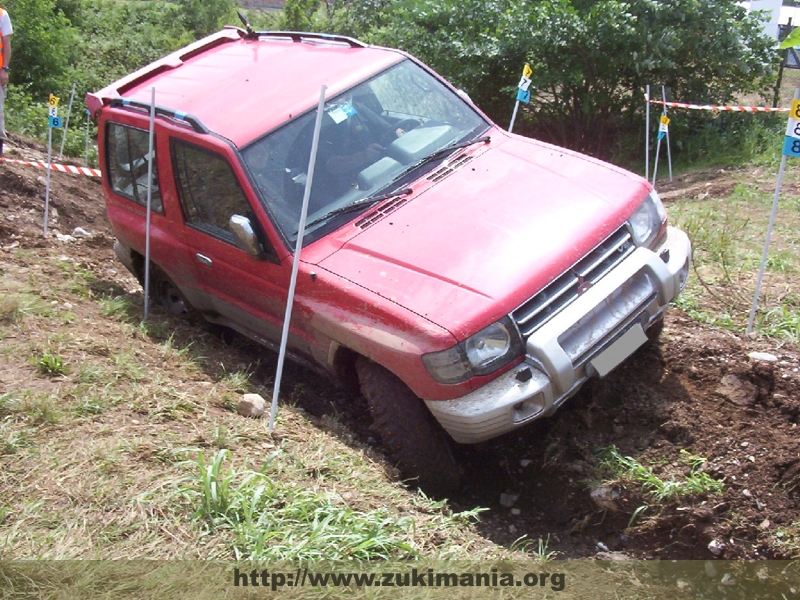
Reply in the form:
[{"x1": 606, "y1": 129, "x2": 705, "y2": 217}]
[{"x1": 782, "y1": 99, "x2": 800, "y2": 157}]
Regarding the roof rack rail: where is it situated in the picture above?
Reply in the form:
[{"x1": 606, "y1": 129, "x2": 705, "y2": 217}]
[
  {"x1": 109, "y1": 98, "x2": 210, "y2": 134},
  {"x1": 247, "y1": 30, "x2": 367, "y2": 48}
]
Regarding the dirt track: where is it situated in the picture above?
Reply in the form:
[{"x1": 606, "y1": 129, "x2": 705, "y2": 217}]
[{"x1": 1, "y1": 134, "x2": 799, "y2": 560}]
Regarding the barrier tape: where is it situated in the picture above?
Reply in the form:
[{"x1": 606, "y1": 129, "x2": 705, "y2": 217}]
[
  {"x1": 0, "y1": 156, "x2": 102, "y2": 177},
  {"x1": 647, "y1": 99, "x2": 789, "y2": 113}
]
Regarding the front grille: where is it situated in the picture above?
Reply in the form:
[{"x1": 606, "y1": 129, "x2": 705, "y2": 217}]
[{"x1": 512, "y1": 225, "x2": 635, "y2": 338}]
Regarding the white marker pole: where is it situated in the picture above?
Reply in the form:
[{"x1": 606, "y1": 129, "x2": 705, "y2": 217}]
[
  {"x1": 651, "y1": 127, "x2": 661, "y2": 186},
  {"x1": 84, "y1": 110, "x2": 91, "y2": 167},
  {"x1": 662, "y1": 85, "x2": 673, "y2": 182},
  {"x1": 645, "y1": 85, "x2": 650, "y2": 180},
  {"x1": 509, "y1": 99, "x2": 520, "y2": 133},
  {"x1": 747, "y1": 88, "x2": 800, "y2": 334},
  {"x1": 269, "y1": 85, "x2": 327, "y2": 431},
  {"x1": 44, "y1": 126, "x2": 53, "y2": 236},
  {"x1": 143, "y1": 88, "x2": 156, "y2": 320},
  {"x1": 59, "y1": 83, "x2": 76, "y2": 160}
]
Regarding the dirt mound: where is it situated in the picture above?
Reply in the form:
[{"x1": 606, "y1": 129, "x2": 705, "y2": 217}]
[{"x1": 1, "y1": 139, "x2": 798, "y2": 560}]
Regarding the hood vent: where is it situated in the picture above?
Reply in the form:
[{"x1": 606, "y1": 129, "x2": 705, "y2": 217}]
[
  {"x1": 427, "y1": 155, "x2": 473, "y2": 183},
  {"x1": 354, "y1": 195, "x2": 411, "y2": 229}
]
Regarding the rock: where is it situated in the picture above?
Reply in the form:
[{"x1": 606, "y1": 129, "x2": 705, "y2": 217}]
[
  {"x1": 590, "y1": 485, "x2": 620, "y2": 512},
  {"x1": 237, "y1": 393, "x2": 266, "y2": 418},
  {"x1": 708, "y1": 539, "x2": 726, "y2": 556},
  {"x1": 705, "y1": 561, "x2": 718, "y2": 578},
  {"x1": 72, "y1": 227, "x2": 91, "y2": 238},
  {"x1": 596, "y1": 551, "x2": 630, "y2": 560},
  {"x1": 715, "y1": 374, "x2": 757, "y2": 406},
  {"x1": 499, "y1": 493, "x2": 519, "y2": 508},
  {"x1": 55, "y1": 233, "x2": 76, "y2": 243},
  {"x1": 748, "y1": 351, "x2": 778, "y2": 363}
]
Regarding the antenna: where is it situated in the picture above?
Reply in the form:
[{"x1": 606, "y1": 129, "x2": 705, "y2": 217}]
[{"x1": 237, "y1": 11, "x2": 257, "y2": 39}]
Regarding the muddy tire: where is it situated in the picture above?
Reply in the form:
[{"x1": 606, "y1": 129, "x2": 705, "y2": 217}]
[
  {"x1": 152, "y1": 269, "x2": 189, "y2": 316},
  {"x1": 356, "y1": 357, "x2": 462, "y2": 497}
]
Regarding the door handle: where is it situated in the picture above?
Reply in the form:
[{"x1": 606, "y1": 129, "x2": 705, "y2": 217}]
[{"x1": 196, "y1": 253, "x2": 213, "y2": 266}]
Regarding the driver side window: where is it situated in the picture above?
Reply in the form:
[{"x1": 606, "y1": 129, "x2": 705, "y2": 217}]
[{"x1": 171, "y1": 140, "x2": 267, "y2": 251}]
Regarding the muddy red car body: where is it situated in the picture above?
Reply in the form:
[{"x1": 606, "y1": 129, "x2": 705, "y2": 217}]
[{"x1": 87, "y1": 27, "x2": 691, "y2": 495}]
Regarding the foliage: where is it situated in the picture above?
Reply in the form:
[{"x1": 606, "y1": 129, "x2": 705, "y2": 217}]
[
  {"x1": 33, "y1": 353, "x2": 69, "y2": 377},
  {"x1": 181, "y1": 449, "x2": 424, "y2": 560},
  {"x1": 0, "y1": 0, "x2": 783, "y2": 165},
  {"x1": 175, "y1": 0, "x2": 237, "y2": 39},
  {"x1": 597, "y1": 446, "x2": 724, "y2": 503},
  {"x1": 330, "y1": 0, "x2": 778, "y2": 162},
  {"x1": 282, "y1": 0, "x2": 321, "y2": 31},
  {"x1": 2, "y1": 0, "x2": 78, "y2": 96},
  {"x1": 64, "y1": 0, "x2": 193, "y2": 99}
]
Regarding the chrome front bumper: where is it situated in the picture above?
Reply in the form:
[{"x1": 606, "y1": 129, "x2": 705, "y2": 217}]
[{"x1": 425, "y1": 226, "x2": 691, "y2": 444}]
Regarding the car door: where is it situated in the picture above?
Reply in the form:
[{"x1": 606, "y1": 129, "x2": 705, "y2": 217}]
[{"x1": 169, "y1": 137, "x2": 294, "y2": 353}]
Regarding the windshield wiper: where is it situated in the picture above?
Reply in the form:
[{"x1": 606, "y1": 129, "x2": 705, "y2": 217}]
[
  {"x1": 303, "y1": 187, "x2": 413, "y2": 231},
  {"x1": 388, "y1": 135, "x2": 491, "y2": 186},
  {"x1": 422, "y1": 134, "x2": 491, "y2": 165}
]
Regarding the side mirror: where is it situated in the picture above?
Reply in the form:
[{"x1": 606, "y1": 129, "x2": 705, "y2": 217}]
[{"x1": 229, "y1": 214, "x2": 262, "y2": 258}]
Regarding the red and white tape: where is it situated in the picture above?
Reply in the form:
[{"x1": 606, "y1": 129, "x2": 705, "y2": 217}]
[
  {"x1": 0, "y1": 156, "x2": 102, "y2": 177},
  {"x1": 647, "y1": 99, "x2": 788, "y2": 113}
]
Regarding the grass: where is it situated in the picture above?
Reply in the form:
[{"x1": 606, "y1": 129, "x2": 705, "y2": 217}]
[
  {"x1": 596, "y1": 446, "x2": 724, "y2": 505},
  {"x1": 179, "y1": 449, "x2": 490, "y2": 561},
  {"x1": 0, "y1": 249, "x2": 501, "y2": 562},
  {"x1": 33, "y1": 352, "x2": 69, "y2": 376},
  {"x1": 668, "y1": 159, "x2": 800, "y2": 340}
]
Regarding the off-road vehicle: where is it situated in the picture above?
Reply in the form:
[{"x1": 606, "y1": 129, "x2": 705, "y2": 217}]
[{"x1": 87, "y1": 26, "x2": 691, "y2": 496}]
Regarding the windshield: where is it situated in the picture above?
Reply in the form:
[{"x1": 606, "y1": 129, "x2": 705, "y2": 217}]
[{"x1": 242, "y1": 59, "x2": 489, "y2": 245}]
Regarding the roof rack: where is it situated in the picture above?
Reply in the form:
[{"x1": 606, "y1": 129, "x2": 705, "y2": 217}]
[
  {"x1": 109, "y1": 98, "x2": 210, "y2": 134},
  {"x1": 244, "y1": 30, "x2": 367, "y2": 48}
]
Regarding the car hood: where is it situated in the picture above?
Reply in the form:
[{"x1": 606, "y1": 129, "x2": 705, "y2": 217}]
[{"x1": 317, "y1": 134, "x2": 650, "y2": 340}]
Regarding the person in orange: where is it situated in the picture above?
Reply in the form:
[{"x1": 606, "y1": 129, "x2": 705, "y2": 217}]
[{"x1": 0, "y1": 5, "x2": 12, "y2": 157}]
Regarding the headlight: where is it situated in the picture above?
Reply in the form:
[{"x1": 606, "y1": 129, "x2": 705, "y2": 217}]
[
  {"x1": 629, "y1": 191, "x2": 667, "y2": 248},
  {"x1": 422, "y1": 318, "x2": 524, "y2": 384}
]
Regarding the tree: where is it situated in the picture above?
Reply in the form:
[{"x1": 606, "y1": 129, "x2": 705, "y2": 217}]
[
  {"x1": 355, "y1": 0, "x2": 777, "y2": 160},
  {"x1": 3, "y1": 0, "x2": 78, "y2": 97},
  {"x1": 176, "y1": 0, "x2": 237, "y2": 39}
]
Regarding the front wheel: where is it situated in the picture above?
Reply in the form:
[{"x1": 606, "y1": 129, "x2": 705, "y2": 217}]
[
  {"x1": 151, "y1": 268, "x2": 189, "y2": 316},
  {"x1": 356, "y1": 358, "x2": 462, "y2": 497}
]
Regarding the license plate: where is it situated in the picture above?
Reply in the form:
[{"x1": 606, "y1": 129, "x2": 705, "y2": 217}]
[{"x1": 590, "y1": 323, "x2": 647, "y2": 377}]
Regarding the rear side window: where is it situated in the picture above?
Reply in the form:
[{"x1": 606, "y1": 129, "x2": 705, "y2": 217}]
[
  {"x1": 171, "y1": 140, "x2": 252, "y2": 243},
  {"x1": 105, "y1": 123, "x2": 162, "y2": 213}
]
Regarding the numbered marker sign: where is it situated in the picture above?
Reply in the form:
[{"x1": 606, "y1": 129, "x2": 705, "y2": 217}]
[
  {"x1": 783, "y1": 100, "x2": 800, "y2": 157},
  {"x1": 515, "y1": 64, "x2": 532, "y2": 104},
  {"x1": 47, "y1": 94, "x2": 62, "y2": 128},
  {"x1": 657, "y1": 115, "x2": 670, "y2": 140}
]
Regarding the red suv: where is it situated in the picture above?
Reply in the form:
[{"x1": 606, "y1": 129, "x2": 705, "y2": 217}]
[{"x1": 87, "y1": 27, "x2": 691, "y2": 496}]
